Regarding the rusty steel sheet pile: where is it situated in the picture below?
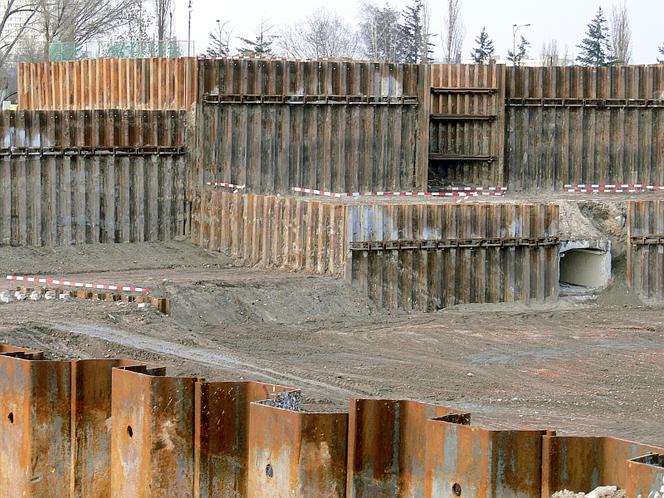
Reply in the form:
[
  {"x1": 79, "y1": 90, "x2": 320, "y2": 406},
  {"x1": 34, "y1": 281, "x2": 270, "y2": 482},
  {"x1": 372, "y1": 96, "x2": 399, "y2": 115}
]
[{"x1": 0, "y1": 343, "x2": 662, "y2": 497}]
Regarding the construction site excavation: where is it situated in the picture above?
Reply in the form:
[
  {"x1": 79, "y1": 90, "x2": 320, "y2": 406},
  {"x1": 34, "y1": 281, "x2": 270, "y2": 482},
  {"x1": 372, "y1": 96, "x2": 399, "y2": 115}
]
[{"x1": 0, "y1": 57, "x2": 663, "y2": 497}]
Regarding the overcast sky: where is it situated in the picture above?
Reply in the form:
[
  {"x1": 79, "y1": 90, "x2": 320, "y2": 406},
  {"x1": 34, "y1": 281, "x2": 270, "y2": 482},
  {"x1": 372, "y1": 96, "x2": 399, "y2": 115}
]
[{"x1": 173, "y1": 0, "x2": 664, "y2": 64}]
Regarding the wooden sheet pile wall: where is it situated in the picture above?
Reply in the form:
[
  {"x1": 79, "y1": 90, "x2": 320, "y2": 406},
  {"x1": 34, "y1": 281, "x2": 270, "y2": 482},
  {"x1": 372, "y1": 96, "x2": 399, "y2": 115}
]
[
  {"x1": 0, "y1": 110, "x2": 188, "y2": 246},
  {"x1": 17, "y1": 58, "x2": 197, "y2": 110},
  {"x1": 428, "y1": 63, "x2": 506, "y2": 186},
  {"x1": 194, "y1": 59, "x2": 428, "y2": 194},
  {"x1": 191, "y1": 189, "x2": 347, "y2": 275},
  {"x1": 192, "y1": 190, "x2": 559, "y2": 311},
  {"x1": 506, "y1": 65, "x2": 664, "y2": 190},
  {"x1": 0, "y1": 110, "x2": 186, "y2": 147},
  {"x1": 627, "y1": 199, "x2": 664, "y2": 301},
  {"x1": 346, "y1": 202, "x2": 560, "y2": 311}
]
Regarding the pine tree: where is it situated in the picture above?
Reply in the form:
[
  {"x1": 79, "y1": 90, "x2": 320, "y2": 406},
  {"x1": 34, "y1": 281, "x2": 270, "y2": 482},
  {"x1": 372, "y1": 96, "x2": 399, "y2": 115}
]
[
  {"x1": 507, "y1": 35, "x2": 530, "y2": 66},
  {"x1": 659, "y1": 44, "x2": 664, "y2": 63},
  {"x1": 576, "y1": 6, "x2": 614, "y2": 66},
  {"x1": 398, "y1": 0, "x2": 430, "y2": 63},
  {"x1": 470, "y1": 27, "x2": 494, "y2": 64},
  {"x1": 238, "y1": 22, "x2": 275, "y2": 57}
]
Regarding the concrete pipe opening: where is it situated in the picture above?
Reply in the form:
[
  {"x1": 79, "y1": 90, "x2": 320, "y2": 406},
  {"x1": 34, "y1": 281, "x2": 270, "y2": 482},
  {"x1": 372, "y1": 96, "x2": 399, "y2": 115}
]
[{"x1": 559, "y1": 240, "x2": 611, "y2": 297}]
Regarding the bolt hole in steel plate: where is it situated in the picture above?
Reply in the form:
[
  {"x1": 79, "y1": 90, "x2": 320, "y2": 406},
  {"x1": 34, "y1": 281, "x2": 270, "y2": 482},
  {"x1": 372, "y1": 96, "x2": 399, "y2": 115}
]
[
  {"x1": 7, "y1": 412, "x2": 13, "y2": 424},
  {"x1": 452, "y1": 483, "x2": 462, "y2": 496},
  {"x1": 265, "y1": 463, "x2": 273, "y2": 478},
  {"x1": 127, "y1": 425, "x2": 133, "y2": 438}
]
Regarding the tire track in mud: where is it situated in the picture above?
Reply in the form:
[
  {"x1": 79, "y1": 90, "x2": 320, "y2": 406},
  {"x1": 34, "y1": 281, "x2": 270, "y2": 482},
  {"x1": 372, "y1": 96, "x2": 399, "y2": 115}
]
[{"x1": 48, "y1": 321, "x2": 362, "y2": 400}]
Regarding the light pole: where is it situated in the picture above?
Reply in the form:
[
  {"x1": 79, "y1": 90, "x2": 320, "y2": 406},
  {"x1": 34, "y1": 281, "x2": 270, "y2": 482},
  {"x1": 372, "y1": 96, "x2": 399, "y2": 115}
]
[
  {"x1": 512, "y1": 23, "x2": 531, "y2": 63},
  {"x1": 187, "y1": 0, "x2": 193, "y2": 57}
]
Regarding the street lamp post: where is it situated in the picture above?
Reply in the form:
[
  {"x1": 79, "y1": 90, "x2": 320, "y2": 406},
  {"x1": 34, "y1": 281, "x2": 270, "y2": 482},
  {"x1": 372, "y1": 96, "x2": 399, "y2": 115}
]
[
  {"x1": 512, "y1": 23, "x2": 531, "y2": 64},
  {"x1": 187, "y1": 0, "x2": 193, "y2": 57}
]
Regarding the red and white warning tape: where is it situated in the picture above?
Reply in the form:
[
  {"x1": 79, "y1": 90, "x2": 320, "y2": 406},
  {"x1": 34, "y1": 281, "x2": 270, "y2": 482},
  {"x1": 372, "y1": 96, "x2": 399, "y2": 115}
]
[
  {"x1": 5, "y1": 275, "x2": 149, "y2": 293},
  {"x1": 564, "y1": 184, "x2": 664, "y2": 193},
  {"x1": 291, "y1": 187, "x2": 506, "y2": 198},
  {"x1": 207, "y1": 181, "x2": 246, "y2": 190}
]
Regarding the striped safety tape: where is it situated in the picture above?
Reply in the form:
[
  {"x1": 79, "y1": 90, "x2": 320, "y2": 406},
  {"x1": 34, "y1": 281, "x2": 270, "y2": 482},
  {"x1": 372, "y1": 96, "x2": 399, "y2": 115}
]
[
  {"x1": 5, "y1": 275, "x2": 149, "y2": 293},
  {"x1": 207, "y1": 181, "x2": 246, "y2": 190},
  {"x1": 291, "y1": 187, "x2": 506, "y2": 198},
  {"x1": 564, "y1": 183, "x2": 664, "y2": 193}
]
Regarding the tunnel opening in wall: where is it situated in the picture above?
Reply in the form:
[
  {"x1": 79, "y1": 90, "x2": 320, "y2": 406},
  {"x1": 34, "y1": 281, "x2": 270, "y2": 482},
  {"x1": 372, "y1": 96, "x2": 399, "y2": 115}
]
[{"x1": 559, "y1": 240, "x2": 612, "y2": 300}]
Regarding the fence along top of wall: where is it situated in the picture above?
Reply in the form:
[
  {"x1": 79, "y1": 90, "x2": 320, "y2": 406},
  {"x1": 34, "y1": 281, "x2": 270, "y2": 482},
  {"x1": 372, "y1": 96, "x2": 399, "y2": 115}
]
[
  {"x1": 199, "y1": 59, "x2": 422, "y2": 99},
  {"x1": 0, "y1": 110, "x2": 186, "y2": 148},
  {"x1": 17, "y1": 57, "x2": 198, "y2": 111}
]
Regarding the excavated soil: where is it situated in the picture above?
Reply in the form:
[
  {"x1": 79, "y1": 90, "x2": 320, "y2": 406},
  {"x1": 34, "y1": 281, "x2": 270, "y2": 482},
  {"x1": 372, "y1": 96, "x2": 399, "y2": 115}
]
[{"x1": 0, "y1": 238, "x2": 663, "y2": 446}]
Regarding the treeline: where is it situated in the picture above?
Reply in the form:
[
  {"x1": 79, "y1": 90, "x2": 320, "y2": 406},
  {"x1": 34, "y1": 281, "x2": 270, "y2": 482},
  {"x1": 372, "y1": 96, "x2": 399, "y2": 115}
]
[
  {"x1": 206, "y1": 1, "x2": 440, "y2": 64},
  {"x1": 210, "y1": 1, "x2": 663, "y2": 68}
]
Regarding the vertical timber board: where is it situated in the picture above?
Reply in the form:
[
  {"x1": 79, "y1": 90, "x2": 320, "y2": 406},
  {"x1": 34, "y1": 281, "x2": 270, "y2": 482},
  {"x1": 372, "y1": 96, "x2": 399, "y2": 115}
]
[
  {"x1": 18, "y1": 58, "x2": 199, "y2": 110},
  {"x1": 627, "y1": 199, "x2": 664, "y2": 301},
  {"x1": 416, "y1": 64, "x2": 431, "y2": 190}
]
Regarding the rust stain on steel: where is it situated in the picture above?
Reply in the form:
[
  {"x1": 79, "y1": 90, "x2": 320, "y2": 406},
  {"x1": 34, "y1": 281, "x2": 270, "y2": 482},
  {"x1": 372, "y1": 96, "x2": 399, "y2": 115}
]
[
  {"x1": 70, "y1": 359, "x2": 159, "y2": 498},
  {"x1": 0, "y1": 349, "x2": 72, "y2": 497},
  {"x1": 111, "y1": 365, "x2": 197, "y2": 498},
  {"x1": 541, "y1": 435, "x2": 664, "y2": 495},
  {"x1": 194, "y1": 381, "x2": 295, "y2": 498},
  {"x1": 247, "y1": 397, "x2": 348, "y2": 498},
  {"x1": 346, "y1": 399, "x2": 468, "y2": 498},
  {"x1": 626, "y1": 453, "x2": 664, "y2": 498},
  {"x1": 424, "y1": 414, "x2": 546, "y2": 498}
]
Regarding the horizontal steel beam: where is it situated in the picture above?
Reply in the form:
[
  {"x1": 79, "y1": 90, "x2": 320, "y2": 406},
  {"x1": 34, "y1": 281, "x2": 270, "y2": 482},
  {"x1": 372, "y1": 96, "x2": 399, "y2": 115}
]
[
  {"x1": 349, "y1": 237, "x2": 560, "y2": 251},
  {"x1": 0, "y1": 146, "x2": 186, "y2": 157},
  {"x1": 507, "y1": 97, "x2": 664, "y2": 108},
  {"x1": 431, "y1": 87, "x2": 497, "y2": 94},
  {"x1": 203, "y1": 94, "x2": 419, "y2": 105}
]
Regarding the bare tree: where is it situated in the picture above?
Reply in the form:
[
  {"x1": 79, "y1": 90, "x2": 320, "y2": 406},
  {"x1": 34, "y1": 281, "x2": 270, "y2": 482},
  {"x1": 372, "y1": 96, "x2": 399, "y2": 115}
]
[
  {"x1": 611, "y1": 2, "x2": 631, "y2": 64},
  {"x1": 153, "y1": 0, "x2": 173, "y2": 41},
  {"x1": 442, "y1": 0, "x2": 464, "y2": 63},
  {"x1": 540, "y1": 40, "x2": 560, "y2": 66},
  {"x1": 0, "y1": 0, "x2": 37, "y2": 99},
  {"x1": 35, "y1": 0, "x2": 141, "y2": 58},
  {"x1": 420, "y1": 0, "x2": 434, "y2": 63},
  {"x1": 358, "y1": 1, "x2": 401, "y2": 62},
  {"x1": 0, "y1": 0, "x2": 36, "y2": 62},
  {"x1": 278, "y1": 8, "x2": 357, "y2": 60}
]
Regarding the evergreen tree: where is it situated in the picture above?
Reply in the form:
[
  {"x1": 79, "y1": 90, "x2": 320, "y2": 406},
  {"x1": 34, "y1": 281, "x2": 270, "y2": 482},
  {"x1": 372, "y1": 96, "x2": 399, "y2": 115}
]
[
  {"x1": 507, "y1": 35, "x2": 530, "y2": 66},
  {"x1": 659, "y1": 44, "x2": 664, "y2": 64},
  {"x1": 470, "y1": 26, "x2": 494, "y2": 64},
  {"x1": 238, "y1": 22, "x2": 275, "y2": 57},
  {"x1": 398, "y1": 0, "x2": 429, "y2": 63},
  {"x1": 576, "y1": 6, "x2": 614, "y2": 66}
]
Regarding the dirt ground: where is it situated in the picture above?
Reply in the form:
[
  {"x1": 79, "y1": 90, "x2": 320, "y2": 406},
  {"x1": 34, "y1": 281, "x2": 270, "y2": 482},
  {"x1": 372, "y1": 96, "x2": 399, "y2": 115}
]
[{"x1": 0, "y1": 239, "x2": 662, "y2": 446}]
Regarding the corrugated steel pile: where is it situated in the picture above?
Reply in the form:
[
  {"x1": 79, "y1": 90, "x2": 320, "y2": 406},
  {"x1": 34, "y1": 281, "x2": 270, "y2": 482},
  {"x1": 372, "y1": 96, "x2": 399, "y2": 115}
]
[{"x1": 0, "y1": 344, "x2": 661, "y2": 497}]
